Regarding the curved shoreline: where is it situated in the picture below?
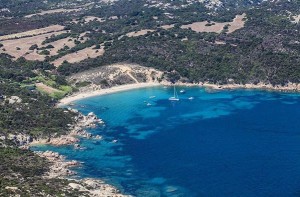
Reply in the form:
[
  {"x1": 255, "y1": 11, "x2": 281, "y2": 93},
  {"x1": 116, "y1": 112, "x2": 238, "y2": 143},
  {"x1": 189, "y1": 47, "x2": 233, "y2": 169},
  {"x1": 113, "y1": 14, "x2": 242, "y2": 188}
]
[
  {"x1": 59, "y1": 81, "x2": 300, "y2": 105},
  {"x1": 51, "y1": 80, "x2": 300, "y2": 196},
  {"x1": 59, "y1": 82, "x2": 161, "y2": 106}
]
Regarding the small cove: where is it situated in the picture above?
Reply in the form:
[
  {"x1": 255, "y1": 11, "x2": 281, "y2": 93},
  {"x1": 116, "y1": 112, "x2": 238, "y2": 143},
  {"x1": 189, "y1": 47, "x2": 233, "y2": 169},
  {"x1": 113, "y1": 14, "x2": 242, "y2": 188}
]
[{"x1": 32, "y1": 86, "x2": 300, "y2": 196}]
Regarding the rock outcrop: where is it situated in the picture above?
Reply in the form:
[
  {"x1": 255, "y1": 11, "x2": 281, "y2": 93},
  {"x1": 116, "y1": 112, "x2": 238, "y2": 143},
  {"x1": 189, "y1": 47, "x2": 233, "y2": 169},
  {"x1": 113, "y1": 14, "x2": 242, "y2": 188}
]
[
  {"x1": 36, "y1": 151, "x2": 79, "y2": 178},
  {"x1": 35, "y1": 150, "x2": 131, "y2": 197},
  {"x1": 3, "y1": 133, "x2": 33, "y2": 147},
  {"x1": 27, "y1": 109, "x2": 104, "y2": 146}
]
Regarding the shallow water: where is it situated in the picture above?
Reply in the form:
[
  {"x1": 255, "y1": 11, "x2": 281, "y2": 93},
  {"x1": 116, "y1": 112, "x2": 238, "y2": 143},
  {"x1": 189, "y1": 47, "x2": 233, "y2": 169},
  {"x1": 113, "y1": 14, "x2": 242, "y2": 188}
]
[{"x1": 32, "y1": 86, "x2": 300, "y2": 196}]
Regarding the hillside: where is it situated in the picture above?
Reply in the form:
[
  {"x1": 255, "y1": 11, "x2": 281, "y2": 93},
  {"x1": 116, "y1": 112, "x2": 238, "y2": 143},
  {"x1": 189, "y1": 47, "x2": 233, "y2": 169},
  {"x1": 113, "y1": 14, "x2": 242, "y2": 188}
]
[
  {"x1": 1, "y1": 0, "x2": 299, "y2": 86},
  {"x1": 0, "y1": 0, "x2": 299, "y2": 196}
]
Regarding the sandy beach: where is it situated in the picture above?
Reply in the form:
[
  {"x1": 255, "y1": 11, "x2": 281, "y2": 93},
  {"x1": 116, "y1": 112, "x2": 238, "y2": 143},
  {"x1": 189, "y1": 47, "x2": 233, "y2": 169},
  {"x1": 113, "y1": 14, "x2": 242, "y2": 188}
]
[
  {"x1": 59, "y1": 81, "x2": 300, "y2": 106},
  {"x1": 51, "y1": 79, "x2": 300, "y2": 197},
  {"x1": 59, "y1": 82, "x2": 161, "y2": 105}
]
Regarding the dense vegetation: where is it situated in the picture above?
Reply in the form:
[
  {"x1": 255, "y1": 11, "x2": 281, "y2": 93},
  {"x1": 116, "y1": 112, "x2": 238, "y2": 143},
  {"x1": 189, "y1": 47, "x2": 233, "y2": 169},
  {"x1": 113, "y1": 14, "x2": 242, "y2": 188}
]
[
  {"x1": 0, "y1": 55, "x2": 75, "y2": 138},
  {"x1": 0, "y1": 56, "x2": 77, "y2": 195},
  {"x1": 0, "y1": 147, "x2": 86, "y2": 196},
  {"x1": 56, "y1": 0, "x2": 300, "y2": 85},
  {"x1": 0, "y1": 83, "x2": 75, "y2": 138},
  {"x1": 0, "y1": 0, "x2": 299, "y2": 195}
]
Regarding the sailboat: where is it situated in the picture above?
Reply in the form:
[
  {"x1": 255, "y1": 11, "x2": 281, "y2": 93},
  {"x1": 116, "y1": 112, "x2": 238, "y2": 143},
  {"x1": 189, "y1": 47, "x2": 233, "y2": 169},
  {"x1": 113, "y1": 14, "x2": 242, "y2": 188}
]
[{"x1": 169, "y1": 85, "x2": 180, "y2": 101}]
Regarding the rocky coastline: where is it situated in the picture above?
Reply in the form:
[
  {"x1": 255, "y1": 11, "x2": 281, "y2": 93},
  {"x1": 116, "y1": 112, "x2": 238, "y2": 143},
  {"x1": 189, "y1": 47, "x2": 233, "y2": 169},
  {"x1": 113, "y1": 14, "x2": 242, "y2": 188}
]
[
  {"x1": 36, "y1": 150, "x2": 130, "y2": 197},
  {"x1": 1, "y1": 106, "x2": 130, "y2": 197},
  {"x1": 202, "y1": 82, "x2": 300, "y2": 92},
  {"x1": 161, "y1": 81, "x2": 300, "y2": 92},
  {"x1": 32, "y1": 110, "x2": 131, "y2": 196},
  {"x1": 6, "y1": 76, "x2": 298, "y2": 197},
  {"x1": 28, "y1": 109, "x2": 104, "y2": 146}
]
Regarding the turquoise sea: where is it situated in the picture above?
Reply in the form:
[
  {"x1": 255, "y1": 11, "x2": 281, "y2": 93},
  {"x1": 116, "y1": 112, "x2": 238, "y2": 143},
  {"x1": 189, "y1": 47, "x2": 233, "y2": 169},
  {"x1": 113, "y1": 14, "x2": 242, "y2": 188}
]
[{"x1": 32, "y1": 86, "x2": 300, "y2": 197}]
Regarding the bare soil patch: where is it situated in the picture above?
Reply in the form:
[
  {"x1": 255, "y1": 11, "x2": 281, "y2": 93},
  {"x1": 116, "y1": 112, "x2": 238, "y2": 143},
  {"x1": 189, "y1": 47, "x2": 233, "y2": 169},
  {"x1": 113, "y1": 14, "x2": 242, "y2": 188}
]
[
  {"x1": 68, "y1": 63, "x2": 163, "y2": 88},
  {"x1": 1, "y1": 30, "x2": 67, "y2": 60},
  {"x1": 126, "y1": 29, "x2": 155, "y2": 37},
  {"x1": 109, "y1": 16, "x2": 118, "y2": 20},
  {"x1": 47, "y1": 32, "x2": 88, "y2": 56},
  {"x1": 227, "y1": 13, "x2": 246, "y2": 33},
  {"x1": 24, "y1": 8, "x2": 81, "y2": 18},
  {"x1": 161, "y1": 24, "x2": 175, "y2": 30},
  {"x1": 0, "y1": 25, "x2": 65, "y2": 41},
  {"x1": 36, "y1": 83, "x2": 61, "y2": 94},
  {"x1": 292, "y1": 14, "x2": 300, "y2": 23},
  {"x1": 215, "y1": 40, "x2": 226, "y2": 45},
  {"x1": 52, "y1": 45, "x2": 105, "y2": 67},
  {"x1": 181, "y1": 14, "x2": 246, "y2": 34},
  {"x1": 0, "y1": 29, "x2": 89, "y2": 61},
  {"x1": 83, "y1": 16, "x2": 105, "y2": 23}
]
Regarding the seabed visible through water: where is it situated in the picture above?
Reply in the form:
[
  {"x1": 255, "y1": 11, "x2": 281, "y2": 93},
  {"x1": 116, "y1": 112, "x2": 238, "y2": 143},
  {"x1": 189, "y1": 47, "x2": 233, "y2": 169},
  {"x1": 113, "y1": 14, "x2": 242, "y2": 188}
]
[{"x1": 32, "y1": 86, "x2": 300, "y2": 197}]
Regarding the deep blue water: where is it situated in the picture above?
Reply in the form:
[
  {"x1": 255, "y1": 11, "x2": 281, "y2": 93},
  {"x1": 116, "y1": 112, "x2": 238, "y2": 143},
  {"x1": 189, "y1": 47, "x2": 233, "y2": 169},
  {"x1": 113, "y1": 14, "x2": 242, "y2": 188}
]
[{"x1": 32, "y1": 86, "x2": 300, "y2": 197}]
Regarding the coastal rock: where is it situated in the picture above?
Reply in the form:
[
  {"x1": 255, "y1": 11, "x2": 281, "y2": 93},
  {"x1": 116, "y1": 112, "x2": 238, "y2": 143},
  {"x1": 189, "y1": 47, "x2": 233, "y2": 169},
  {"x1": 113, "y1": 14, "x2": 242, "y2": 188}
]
[
  {"x1": 7, "y1": 96, "x2": 22, "y2": 104},
  {"x1": 73, "y1": 111, "x2": 104, "y2": 128},
  {"x1": 7, "y1": 133, "x2": 32, "y2": 146},
  {"x1": 84, "y1": 179, "x2": 101, "y2": 188},
  {"x1": 68, "y1": 107, "x2": 78, "y2": 113},
  {"x1": 36, "y1": 151, "x2": 79, "y2": 178},
  {"x1": 36, "y1": 150, "x2": 131, "y2": 196},
  {"x1": 74, "y1": 143, "x2": 80, "y2": 148},
  {"x1": 67, "y1": 179, "x2": 132, "y2": 197},
  {"x1": 49, "y1": 135, "x2": 79, "y2": 146},
  {"x1": 87, "y1": 112, "x2": 95, "y2": 117},
  {"x1": 201, "y1": 81, "x2": 300, "y2": 92},
  {"x1": 5, "y1": 186, "x2": 19, "y2": 191},
  {"x1": 69, "y1": 183, "x2": 85, "y2": 190}
]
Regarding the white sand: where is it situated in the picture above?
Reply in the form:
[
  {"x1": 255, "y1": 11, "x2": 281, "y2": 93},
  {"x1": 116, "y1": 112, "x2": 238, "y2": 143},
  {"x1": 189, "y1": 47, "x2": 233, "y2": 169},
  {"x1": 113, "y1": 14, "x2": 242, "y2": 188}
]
[
  {"x1": 59, "y1": 82, "x2": 161, "y2": 105},
  {"x1": 59, "y1": 80, "x2": 300, "y2": 106}
]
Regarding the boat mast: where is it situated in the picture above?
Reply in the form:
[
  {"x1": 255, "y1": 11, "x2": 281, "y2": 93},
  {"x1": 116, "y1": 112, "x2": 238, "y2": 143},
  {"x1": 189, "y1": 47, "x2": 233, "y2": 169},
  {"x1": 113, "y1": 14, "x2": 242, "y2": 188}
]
[{"x1": 173, "y1": 85, "x2": 176, "y2": 98}]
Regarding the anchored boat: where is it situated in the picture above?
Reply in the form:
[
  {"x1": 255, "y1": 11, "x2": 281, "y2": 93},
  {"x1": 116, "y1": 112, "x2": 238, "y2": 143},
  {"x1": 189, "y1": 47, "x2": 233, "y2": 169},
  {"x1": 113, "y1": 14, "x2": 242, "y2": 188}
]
[{"x1": 169, "y1": 85, "x2": 180, "y2": 101}]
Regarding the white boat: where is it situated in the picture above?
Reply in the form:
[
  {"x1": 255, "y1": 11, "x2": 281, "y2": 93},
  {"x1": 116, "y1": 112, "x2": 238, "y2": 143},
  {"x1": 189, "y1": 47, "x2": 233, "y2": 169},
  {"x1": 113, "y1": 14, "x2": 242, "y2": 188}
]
[
  {"x1": 188, "y1": 97, "x2": 194, "y2": 100},
  {"x1": 169, "y1": 85, "x2": 180, "y2": 101},
  {"x1": 146, "y1": 102, "x2": 152, "y2": 106},
  {"x1": 149, "y1": 96, "x2": 156, "y2": 99},
  {"x1": 180, "y1": 89, "x2": 185, "y2": 93}
]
